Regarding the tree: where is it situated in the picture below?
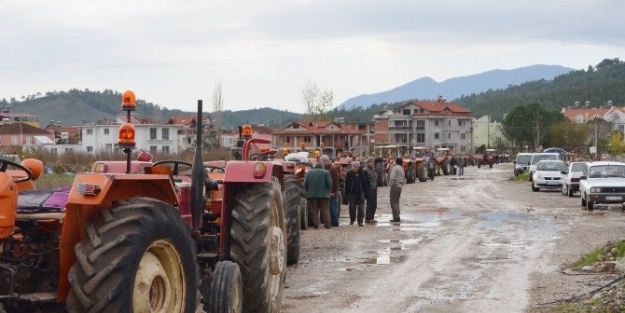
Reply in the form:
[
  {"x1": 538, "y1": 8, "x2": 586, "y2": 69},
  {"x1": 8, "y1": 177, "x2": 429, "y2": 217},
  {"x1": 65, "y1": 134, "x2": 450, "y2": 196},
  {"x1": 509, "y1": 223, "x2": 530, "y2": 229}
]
[
  {"x1": 502, "y1": 103, "x2": 566, "y2": 151},
  {"x1": 210, "y1": 83, "x2": 225, "y2": 148},
  {"x1": 302, "y1": 80, "x2": 333, "y2": 121},
  {"x1": 608, "y1": 132, "x2": 625, "y2": 155}
]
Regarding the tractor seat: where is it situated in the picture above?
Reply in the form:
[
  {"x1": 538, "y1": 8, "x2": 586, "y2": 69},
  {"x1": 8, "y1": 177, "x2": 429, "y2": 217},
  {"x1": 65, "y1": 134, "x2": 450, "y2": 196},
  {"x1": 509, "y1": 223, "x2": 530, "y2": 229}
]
[{"x1": 16, "y1": 186, "x2": 71, "y2": 220}]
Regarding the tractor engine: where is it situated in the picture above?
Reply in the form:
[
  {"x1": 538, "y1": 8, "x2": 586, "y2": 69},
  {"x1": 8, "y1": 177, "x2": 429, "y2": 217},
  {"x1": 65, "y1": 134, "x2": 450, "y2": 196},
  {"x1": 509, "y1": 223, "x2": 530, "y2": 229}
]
[{"x1": 0, "y1": 218, "x2": 61, "y2": 300}]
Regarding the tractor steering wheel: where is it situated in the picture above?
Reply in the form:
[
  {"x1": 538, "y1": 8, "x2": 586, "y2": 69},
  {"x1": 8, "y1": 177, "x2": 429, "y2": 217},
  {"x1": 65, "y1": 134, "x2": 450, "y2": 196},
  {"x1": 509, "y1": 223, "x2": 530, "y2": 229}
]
[
  {"x1": 0, "y1": 158, "x2": 33, "y2": 183},
  {"x1": 152, "y1": 160, "x2": 193, "y2": 176}
]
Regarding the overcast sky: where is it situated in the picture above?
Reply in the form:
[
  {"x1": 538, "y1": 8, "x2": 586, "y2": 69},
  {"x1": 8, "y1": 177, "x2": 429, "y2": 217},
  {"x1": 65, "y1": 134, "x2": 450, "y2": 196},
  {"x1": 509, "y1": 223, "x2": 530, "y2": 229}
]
[{"x1": 1, "y1": 0, "x2": 623, "y2": 114}]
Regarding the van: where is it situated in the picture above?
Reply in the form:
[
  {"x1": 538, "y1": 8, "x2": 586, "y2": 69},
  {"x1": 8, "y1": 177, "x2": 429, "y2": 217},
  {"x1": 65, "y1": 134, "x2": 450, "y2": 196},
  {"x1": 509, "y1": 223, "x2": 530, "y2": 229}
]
[
  {"x1": 514, "y1": 153, "x2": 534, "y2": 176},
  {"x1": 528, "y1": 153, "x2": 561, "y2": 181}
]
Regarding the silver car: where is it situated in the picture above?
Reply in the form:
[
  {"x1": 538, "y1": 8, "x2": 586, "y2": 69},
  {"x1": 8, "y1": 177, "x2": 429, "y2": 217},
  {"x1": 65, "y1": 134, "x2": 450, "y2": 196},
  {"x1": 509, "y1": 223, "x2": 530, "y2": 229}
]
[
  {"x1": 561, "y1": 162, "x2": 588, "y2": 197},
  {"x1": 531, "y1": 160, "x2": 567, "y2": 192}
]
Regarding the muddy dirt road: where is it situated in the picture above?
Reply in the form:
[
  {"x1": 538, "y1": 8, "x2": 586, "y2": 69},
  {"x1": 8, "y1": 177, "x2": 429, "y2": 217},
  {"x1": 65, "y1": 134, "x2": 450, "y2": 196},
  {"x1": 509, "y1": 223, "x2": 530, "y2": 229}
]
[{"x1": 281, "y1": 163, "x2": 625, "y2": 313}]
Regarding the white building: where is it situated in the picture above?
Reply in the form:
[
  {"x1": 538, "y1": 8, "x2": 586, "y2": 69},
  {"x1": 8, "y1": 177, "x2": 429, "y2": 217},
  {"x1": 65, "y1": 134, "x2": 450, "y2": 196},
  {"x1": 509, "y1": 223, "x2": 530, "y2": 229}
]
[{"x1": 80, "y1": 121, "x2": 183, "y2": 154}]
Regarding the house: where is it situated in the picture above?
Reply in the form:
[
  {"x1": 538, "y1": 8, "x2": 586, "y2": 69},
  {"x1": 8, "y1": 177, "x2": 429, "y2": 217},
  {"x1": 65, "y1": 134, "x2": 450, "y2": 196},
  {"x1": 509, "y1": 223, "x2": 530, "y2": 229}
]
[
  {"x1": 561, "y1": 101, "x2": 625, "y2": 133},
  {"x1": 81, "y1": 116, "x2": 183, "y2": 154},
  {"x1": 167, "y1": 115, "x2": 211, "y2": 152},
  {"x1": 272, "y1": 120, "x2": 367, "y2": 157},
  {"x1": 0, "y1": 112, "x2": 40, "y2": 128},
  {"x1": 0, "y1": 122, "x2": 55, "y2": 151},
  {"x1": 472, "y1": 115, "x2": 507, "y2": 150},
  {"x1": 373, "y1": 97, "x2": 473, "y2": 153}
]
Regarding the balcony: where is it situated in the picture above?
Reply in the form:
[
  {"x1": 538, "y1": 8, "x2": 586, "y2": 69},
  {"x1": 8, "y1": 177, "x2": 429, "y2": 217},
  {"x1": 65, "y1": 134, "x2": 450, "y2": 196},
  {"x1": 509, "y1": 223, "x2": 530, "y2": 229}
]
[{"x1": 388, "y1": 126, "x2": 412, "y2": 131}]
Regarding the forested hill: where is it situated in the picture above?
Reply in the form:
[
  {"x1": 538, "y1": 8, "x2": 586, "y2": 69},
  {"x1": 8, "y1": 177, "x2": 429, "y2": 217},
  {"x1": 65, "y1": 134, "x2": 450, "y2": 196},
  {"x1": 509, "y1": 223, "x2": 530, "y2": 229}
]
[
  {"x1": 0, "y1": 89, "x2": 302, "y2": 129},
  {"x1": 456, "y1": 58, "x2": 625, "y2": 120}
]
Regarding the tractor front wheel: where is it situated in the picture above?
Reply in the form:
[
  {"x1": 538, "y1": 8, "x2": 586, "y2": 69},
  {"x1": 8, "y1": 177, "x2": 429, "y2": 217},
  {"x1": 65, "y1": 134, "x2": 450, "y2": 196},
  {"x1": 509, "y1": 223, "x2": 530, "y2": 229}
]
[
  {"x1": 66, "y1": 197, "x2": 198, "y2": 313},
  {"x1": 230, "y1": 177, "x2": 286, "y2": 312},
  {"x1": 417, "y1": 162, "x2": 428, "y2": 182},
  {"x1": 207, "y1": 261, "x2": 243, "y2": 313}
]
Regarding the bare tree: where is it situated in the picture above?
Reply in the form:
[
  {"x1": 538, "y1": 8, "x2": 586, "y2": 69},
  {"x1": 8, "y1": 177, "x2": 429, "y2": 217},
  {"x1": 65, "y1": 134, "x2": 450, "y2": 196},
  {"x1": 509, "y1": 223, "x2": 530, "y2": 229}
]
[
  {"x1": 210, "y1": 83, "x2": 224, "y2": 148},
  {"x1": 302, "y1": 80, "x2": 333, "y2": 120}
]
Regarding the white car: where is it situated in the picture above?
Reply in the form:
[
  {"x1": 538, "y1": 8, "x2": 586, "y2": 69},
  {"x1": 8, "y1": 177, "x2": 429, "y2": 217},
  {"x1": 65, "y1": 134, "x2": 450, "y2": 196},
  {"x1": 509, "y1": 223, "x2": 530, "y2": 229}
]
[
  {"x1": 528, "y1": 153, "x2": 561, "y2": 182},
  {"x1": 579, "y1": 161, "x2": 625, "y2": 211},
  {"x1": 561, "y1": 162, "x2": 588, "y2": 197},
  {"x1": 531, "y1": 160, "x2": 567, "y2": 192}
]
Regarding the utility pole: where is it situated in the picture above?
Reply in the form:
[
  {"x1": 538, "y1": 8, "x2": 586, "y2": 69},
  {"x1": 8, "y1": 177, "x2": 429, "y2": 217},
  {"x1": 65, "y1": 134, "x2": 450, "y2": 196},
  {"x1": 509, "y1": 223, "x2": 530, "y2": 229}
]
[{"x1": 594, "y1": 123, "x2": 598, "y2": 160}]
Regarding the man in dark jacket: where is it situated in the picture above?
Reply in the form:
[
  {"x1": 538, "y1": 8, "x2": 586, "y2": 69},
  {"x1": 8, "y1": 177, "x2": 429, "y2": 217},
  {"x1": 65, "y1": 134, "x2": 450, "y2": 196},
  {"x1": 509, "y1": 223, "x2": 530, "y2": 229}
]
[
  {"x1": 362, "y1": 157, "x2": 378, "y2": 223},
  {"x1": 321, "y1": 155, "x2": 340, "y2": 226},
  {"x1": 344, "y1": 161, "x2": 365, "y2": 226},
  {"x1": 304, "y1": 162, "x2": 332, "y2": 229}
]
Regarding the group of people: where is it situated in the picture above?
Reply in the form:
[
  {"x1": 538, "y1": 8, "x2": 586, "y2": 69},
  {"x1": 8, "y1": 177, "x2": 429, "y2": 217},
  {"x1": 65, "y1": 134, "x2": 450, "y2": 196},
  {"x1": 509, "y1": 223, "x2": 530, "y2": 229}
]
[{"x1": 303, "y1": 155, "x2": 406, "y2": 228}]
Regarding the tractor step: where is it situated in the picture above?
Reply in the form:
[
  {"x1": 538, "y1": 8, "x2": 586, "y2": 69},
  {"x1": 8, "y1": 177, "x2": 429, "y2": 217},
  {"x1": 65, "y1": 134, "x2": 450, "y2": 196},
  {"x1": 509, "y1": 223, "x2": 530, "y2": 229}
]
[{"x1": 18, "y1": 292, "x2": 57, "y2": 302}]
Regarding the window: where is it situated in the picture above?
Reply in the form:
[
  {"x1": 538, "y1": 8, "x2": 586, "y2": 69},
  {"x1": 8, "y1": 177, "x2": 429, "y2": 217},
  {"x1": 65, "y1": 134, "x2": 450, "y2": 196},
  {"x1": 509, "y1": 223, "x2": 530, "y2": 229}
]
[
  {"x1": 87, "y1": 146, "x2": 93, "y2": 152},
  {"x1": 187, "y1": 137, "x2": 192, "y2": 144},
  {"x1": 402, "y1": 109, "x2": 411, "y2": 115},
  {"x1": 448, "y1": 120, "x2": 451, "y2": 126},
  {"x1": 222, "y1": 138, "x2": 234, "y2": 146},
  {"x1": 162, "y1": 128, "x2": 169, "y2": 140},
  {"x1": 304, "y1": 136, "x2": 312, "y2": 143},
  {"x1": 461, "y1": 133, "x2": 466, "y2": 140},
  {"x1": 150, "y1": 128, "x2": 157, "y2": 140},
  {"x1": 434, "y1": 120, "x2": 439, "y2": 126},
  {"x1": 416, "y1": 120, "x2": 425, "y2": 131},
  {"x1": 293, "y1": 124, "x2": 299, "y2": 129},
  {"x1": 162, "y1": 146, "x2": 170, "y2": 153},
  {"x1": 285, "y1": 136, "x2": 290, "y2": 143},
  {"x1": 150, "y1": 146, "x2": 157, "y2": 153},
  {"x1": 64, "y1": 148, "x2": 73, "y2": 153},
  {"x1": 460, "y1": 146, "x2": 466, "y2": 152},
  {"x1": 105, "y1": 143, "x2": 113, "y2": 151},
  {"x1": 434, "y1": 133, "x2": 440, "y2": 139},
  {"x1": 11, "y1": 136, "x2": 17, "y2": 145},
  {"x1": 51, "y1": 148, "x2": 57, "y2": 154},
  {"x1": 87, "y1": 129, "x2": 93, "y2": 135},
  {"x1": 458, "y1": 120, "x2": 463, "y2": 127},
  {"x1": 416, "y1": 133, "x2": 425, "y2": 143},
  {"x1": 576, "y1": 115, "x2": 584, "y2": 123},
  {"x1": 104, "y1": 128, "x2": 110, "y2": 135},
  {"x1": 448, "y1": 133, "x2": 451, "y2": 139},
  {"x1": 26, "y1": 137, "x2": 32, "y2": 145}
]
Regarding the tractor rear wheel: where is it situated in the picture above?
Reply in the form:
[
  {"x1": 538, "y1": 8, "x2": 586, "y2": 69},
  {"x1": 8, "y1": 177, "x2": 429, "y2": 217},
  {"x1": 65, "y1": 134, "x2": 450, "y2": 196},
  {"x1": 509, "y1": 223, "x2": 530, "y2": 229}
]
[
  {"x1": 417, "y1": 162, "x2": 428, "y2": 182},
  {"x1": 406, "y1": 163, "x2": 415, "y2": 183},
  {"x1": 207, "y1": 261, "x2": 243, "y2": 313},
  {"x1": 442, "y1": 159, "x2": 450, "y2": 175},
  {"x1": 66, "y1": 197, "x2": 197, "y2": 313},
  {"x1": 284, "y1": 175, "x2": 301, "y2": 265},
  {"x1": 230, "y1": 177, "x2": 286, "y2": 313}
]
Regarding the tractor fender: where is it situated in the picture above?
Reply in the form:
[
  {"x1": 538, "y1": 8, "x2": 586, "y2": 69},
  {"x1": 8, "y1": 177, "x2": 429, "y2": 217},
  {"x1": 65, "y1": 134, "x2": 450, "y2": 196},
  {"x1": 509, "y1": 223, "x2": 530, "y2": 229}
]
[{"x1": 224, "y1": 160, "x2": 276, "y2": 183}]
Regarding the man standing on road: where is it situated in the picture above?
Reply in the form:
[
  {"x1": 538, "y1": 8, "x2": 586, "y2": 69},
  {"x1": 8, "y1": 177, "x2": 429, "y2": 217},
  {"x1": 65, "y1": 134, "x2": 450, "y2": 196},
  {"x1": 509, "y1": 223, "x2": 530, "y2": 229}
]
[
  {"x1": 321, "y1": 155, "x2": 340, "y2": 227},
  {"x1": 388, "y1": 158, "x2": 406, "y2": 223},
  {"x1": 362, "y1": 157, "x2": 378, "y2": 224},
  {"x1": 345, "y1": 161, "x2": 365, "y2": 226},
  {"x1": 428, "y1": 152, "x2": 436, "y2": 181},
  {"x1": 457, "y1": 155, "x2": 465, "y2": 176},
  {"x1": 304, "y1": 161, "x2": 333, "y2": 229}
]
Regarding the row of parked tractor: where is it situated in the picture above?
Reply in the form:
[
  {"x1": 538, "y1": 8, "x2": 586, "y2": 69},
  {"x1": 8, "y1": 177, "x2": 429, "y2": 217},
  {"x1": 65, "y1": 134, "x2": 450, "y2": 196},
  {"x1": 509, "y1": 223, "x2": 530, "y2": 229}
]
[{"x1": 0, "y1": 91, "x2": 309, "y2": 313}]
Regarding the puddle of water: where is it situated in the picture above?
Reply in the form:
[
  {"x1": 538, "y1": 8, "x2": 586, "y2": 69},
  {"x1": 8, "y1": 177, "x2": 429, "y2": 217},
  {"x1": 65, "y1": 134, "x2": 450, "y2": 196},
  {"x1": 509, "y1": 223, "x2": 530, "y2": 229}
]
[
  {"x1": 361, "y1": 255, "x2": 391, "y2": 265},
  {"x1": 480, "y1": 211, "x2": 529, "y2": 222},
  {"x1": 338, "y1": 268, "x2": 355, "y2": 272}
]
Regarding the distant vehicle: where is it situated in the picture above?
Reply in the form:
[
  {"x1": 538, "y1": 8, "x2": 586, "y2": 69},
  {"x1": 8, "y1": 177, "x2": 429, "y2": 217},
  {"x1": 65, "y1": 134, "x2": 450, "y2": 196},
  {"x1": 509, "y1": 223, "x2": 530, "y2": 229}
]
[
  {"x1": 531, "y1": 160, "x2": 567, "y2": 192},
  {"x1": 528, "y1": 153, "x2": 561, "y2": 181},
  {"x1": 514, "y1": 153, "x2": 534, "y2": 176},
  {"x1": 579, "y1": 161, "x2": 625, "y2": 211},
  {"x1": 561, "y1": 162, "x2": 588, "y2": 197}
]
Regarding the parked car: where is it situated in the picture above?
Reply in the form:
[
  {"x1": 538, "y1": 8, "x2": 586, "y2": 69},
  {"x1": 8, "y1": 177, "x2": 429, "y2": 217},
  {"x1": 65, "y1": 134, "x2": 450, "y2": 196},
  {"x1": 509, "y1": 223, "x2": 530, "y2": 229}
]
[
  {"x1": 579, "y1": 161, "x2": 625, "y2": 211},
  {"x1": 514, "y1": 153, "x2": 533, "y2": 176},
  {"x1": 528, "y1": 153, "x2": 561, "y2": 181},
  {"x1": 531, "y1": 160, "x2": 567, "y2": 192},
  {"x1": 561, "y1": 162, "x2": 588, "y2": 197}
]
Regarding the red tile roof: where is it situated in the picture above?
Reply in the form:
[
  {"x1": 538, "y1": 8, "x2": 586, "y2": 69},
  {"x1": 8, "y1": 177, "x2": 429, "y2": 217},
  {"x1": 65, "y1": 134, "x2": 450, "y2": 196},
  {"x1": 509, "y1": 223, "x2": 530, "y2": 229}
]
[
  {"x1": 272, "y1": 121, "x2": 366, "y2": 135},
  {"x1": 0, "y1": 122, "x2": 50, "y2": 135},
  {"x1": 398, "y1": 100, "x2": 471, "y2": 115},
  {"x1": 561, "y1": 107, "x2": 612, "y2": 122}
]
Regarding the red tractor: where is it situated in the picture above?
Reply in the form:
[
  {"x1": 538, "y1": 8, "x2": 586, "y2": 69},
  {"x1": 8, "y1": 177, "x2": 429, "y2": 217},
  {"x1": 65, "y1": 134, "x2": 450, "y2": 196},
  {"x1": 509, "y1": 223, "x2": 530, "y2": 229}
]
[{"x1": 0, "y1": 91, "x2": 287, "y2": 312}]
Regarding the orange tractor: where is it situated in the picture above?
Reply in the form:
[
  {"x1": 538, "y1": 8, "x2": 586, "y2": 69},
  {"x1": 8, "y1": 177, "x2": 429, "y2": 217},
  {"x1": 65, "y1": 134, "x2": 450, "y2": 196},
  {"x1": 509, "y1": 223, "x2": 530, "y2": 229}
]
[{"x1": 0, "y1": 91, "x2": 288, "y2": 313}]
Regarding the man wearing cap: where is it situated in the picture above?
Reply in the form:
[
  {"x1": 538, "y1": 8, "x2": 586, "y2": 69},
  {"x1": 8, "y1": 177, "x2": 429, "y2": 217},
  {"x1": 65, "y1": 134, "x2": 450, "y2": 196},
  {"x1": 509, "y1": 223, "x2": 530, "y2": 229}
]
[
  {"x1": 344, "y1": 161, "x2": 366, "y2": 226},
  {"x1": 304, "y1": 160, "x2": 333, "y2": 229},
  {"x1": 321, "y1": 155, "x2": 340, "y2": 227}
]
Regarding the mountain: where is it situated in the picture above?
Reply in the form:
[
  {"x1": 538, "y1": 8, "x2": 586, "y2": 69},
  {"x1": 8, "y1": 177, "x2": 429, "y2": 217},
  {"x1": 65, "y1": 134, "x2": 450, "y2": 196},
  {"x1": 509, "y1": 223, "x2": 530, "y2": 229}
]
[
  {"x1": 337, "y1": 65, "x2": 575, "y2": 110},
  {"x1": 2, "y1": 89, "x2": 302, "y2": 129}
]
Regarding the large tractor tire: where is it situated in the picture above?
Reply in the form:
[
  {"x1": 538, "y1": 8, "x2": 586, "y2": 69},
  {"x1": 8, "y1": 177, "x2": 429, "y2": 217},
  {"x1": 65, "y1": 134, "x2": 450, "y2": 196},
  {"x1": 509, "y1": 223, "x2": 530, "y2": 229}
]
[
  {"x1": 230, "y1": 178, "x2": 286, "y2": 313},
  {"x1": 207, "y1": 261, "x2": 243, "y2": 313},
  {"x1": 0, "y1": 302, "x2": 5, "y2": 313},
  {"x1": 442, "y1": 159, "x2": 450, "y2": 175},
  {"x1": 284, "y1": 175, "x2": 301, "y2": 265},
  {"x1": 406, "y1": 163, "x2": 415, "y2": 184},
  {"x1": 299, "y1": 185, "x2": 309, "y2": 230},
  {"x1": 417, "y1": 162, "x2": 428, "y2": 182},
  {"x1": 66, "y1": 197, "x2": 198, "y2": 313}
]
